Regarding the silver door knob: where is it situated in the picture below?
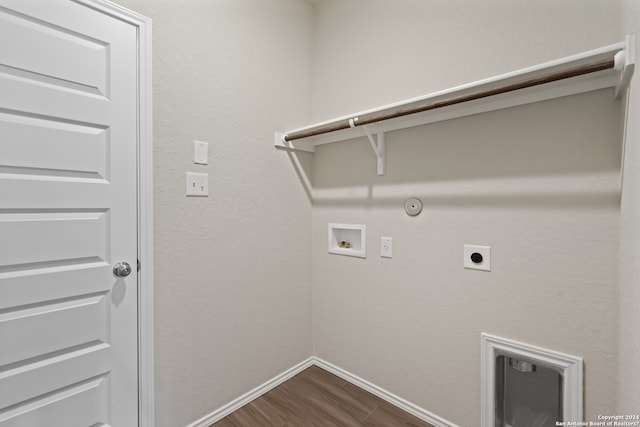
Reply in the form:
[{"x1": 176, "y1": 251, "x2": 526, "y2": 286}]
[{"x1": 113, "y1": 262, "x2": 132, "y2": 277}]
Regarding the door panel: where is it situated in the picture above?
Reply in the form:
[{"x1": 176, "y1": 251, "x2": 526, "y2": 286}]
[
  {"x1": 1, "y1": 376, "x2": 109, "y2": 427},
  {"x1": 0, "y1": 263, "x2": 111, "y2": 309},
  {"x1": 0, "y1": 343, "x2": 111, "y2": 410},
  {"x1": 0, "y1": 211, "x2": 109, "y2": 267},
  {"x1": 0, "y1": 8, "x2": 108, "y2": 97},
  {"x1": 0, "y1": 293, "x2": 108, "y2": 366},
  {"x1": 0, "y1": 111, "x2": 108, "y2": 180},
  {"x1": 0, "y1": 1, "x2": 139, "y2": 425}
]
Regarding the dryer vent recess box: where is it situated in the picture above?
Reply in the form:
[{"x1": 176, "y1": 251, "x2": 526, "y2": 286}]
[{"x1": 328, "y1": 223, "x2": 366, "y2": 258}]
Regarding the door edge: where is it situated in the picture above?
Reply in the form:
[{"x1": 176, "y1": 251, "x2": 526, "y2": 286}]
[{"x1": 73, "y1": 1, "x2": 154, "y2": 426}]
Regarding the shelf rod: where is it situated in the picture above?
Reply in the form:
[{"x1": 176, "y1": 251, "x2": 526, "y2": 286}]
[{"x1": 283, "y1": 57, "x2": 615, "y2": 142}]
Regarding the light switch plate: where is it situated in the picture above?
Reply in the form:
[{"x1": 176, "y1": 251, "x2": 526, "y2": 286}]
[
  {"x1": 194, "y1": 140, "x2": 208, "y2": 165},
  {"x1": 464, "y1": 244, "x2": 491, "y2": 271},
  {"x1": 186, "y1": 172, "x2": 208, "y2": 196}
]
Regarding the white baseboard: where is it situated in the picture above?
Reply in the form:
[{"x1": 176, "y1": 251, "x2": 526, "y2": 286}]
[
  {"x1": 311, "y1": 357, "x2": 458, "y2": 427},
  {"x1": 186, "y1": 356, "x2": 457, "y2": 427},
  {"x1": 185, "y1": 357, "x2": 315, "y2": 427}
]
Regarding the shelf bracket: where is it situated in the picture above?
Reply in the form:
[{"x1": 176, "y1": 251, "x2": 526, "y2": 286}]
[
  {"x1": 274, "y1": 132, "x2": 315, "y2": 153},
  {"x1": 362, "y1": 124, "x2": 385, "y2": 175},
  {"x1": 615, "y1": 33, "x2": 636, "y2": 99}
]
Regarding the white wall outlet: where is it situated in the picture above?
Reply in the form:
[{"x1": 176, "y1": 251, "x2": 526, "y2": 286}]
[
  {"x1": 381, "y1": 237, "x2": 392, "y2": 258},
  {"x1": 186, "y1": 172, "x2": 208, "y2": 196},
  {"x1": 464, "y1": 244, "x2": 491, "y2": 271},
  {"x1": 194, "y1": 140, "x2": 208, "y2": 165}
]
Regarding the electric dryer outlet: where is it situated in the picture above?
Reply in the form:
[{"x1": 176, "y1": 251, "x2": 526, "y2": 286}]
[{"x1": 464, "y1": 244, "x2": 491, "y2": 271}]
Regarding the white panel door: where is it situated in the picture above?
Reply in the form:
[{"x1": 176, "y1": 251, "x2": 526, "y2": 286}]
[{"x1": 0, "y1": 1, "x2": 139, "y2": 425}]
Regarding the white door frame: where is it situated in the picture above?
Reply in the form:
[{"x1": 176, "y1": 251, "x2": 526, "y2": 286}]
[{"x1": 74, "y1": 1, "x2": 154, "y2": 426}]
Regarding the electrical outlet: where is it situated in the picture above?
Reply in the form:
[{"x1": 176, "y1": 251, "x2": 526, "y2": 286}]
[
  {"x1": 381, "y1": 236, "x2": 392, "y2": 258},
  {"x1": 464, "y1": 244, "x2": 491, "y2": 271},
  {"x1": 186, "y1": 172, "x2": 208, "y2": 196}
]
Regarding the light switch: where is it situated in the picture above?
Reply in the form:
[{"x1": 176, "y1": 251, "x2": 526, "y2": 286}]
[
  {"x1": 186, "y1": 172, "x2": 208, "y2": 196},
  {"x1": 194, "y1": 140, "x2": 208, "y2": 165},
  {"x1": 381, "y1": 237, "x2": 392, "y2": 258}
]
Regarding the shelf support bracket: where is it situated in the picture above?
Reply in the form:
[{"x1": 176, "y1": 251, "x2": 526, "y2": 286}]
[
  {"x1": 362, "y1": 124, "x2": 385, "y2": 176},
  {"x1": 615, "y1": 33, "x2": 636, "y2": 99},
  {"x1": 274, "y1": 132, "x2": 315, "y2": 153}
]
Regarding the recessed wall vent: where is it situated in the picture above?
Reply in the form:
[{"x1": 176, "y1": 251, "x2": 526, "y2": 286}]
[{"x1": 481, "y1": 333, "x2": 583, "y2": 427}]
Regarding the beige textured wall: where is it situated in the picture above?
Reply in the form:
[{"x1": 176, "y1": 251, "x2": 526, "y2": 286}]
[
  {"x1": 113, "y1": 1, "x2": 314, "y2": 426},
  {"x1": 311, "y1": 1, "x2": 622, "y2": 425},
  {"x1": 313, "y1": 0, "x2": 621, "y2": 121},
  {"x1": 618, "y1": 0, "x2": 640, "y2": 413}
]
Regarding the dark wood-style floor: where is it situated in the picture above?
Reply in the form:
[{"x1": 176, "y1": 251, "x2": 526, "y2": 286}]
[{"x1": 211, "y1": 365, "x2": 435, "y2": 427}]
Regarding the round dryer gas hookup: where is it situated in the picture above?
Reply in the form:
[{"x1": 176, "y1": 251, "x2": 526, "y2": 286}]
[{"x1": 404, "y1": 198, "x2": 423, "y2": 216}]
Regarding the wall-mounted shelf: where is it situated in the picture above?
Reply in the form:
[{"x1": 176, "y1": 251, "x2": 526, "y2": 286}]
[{"x1": 276, "y1": 35, "x2": 635, "y2": 176}]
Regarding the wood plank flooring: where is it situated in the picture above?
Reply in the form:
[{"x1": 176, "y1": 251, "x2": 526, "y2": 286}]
[{"x1": 210, "y1": 365, "x2": 435, "y2": 427}]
